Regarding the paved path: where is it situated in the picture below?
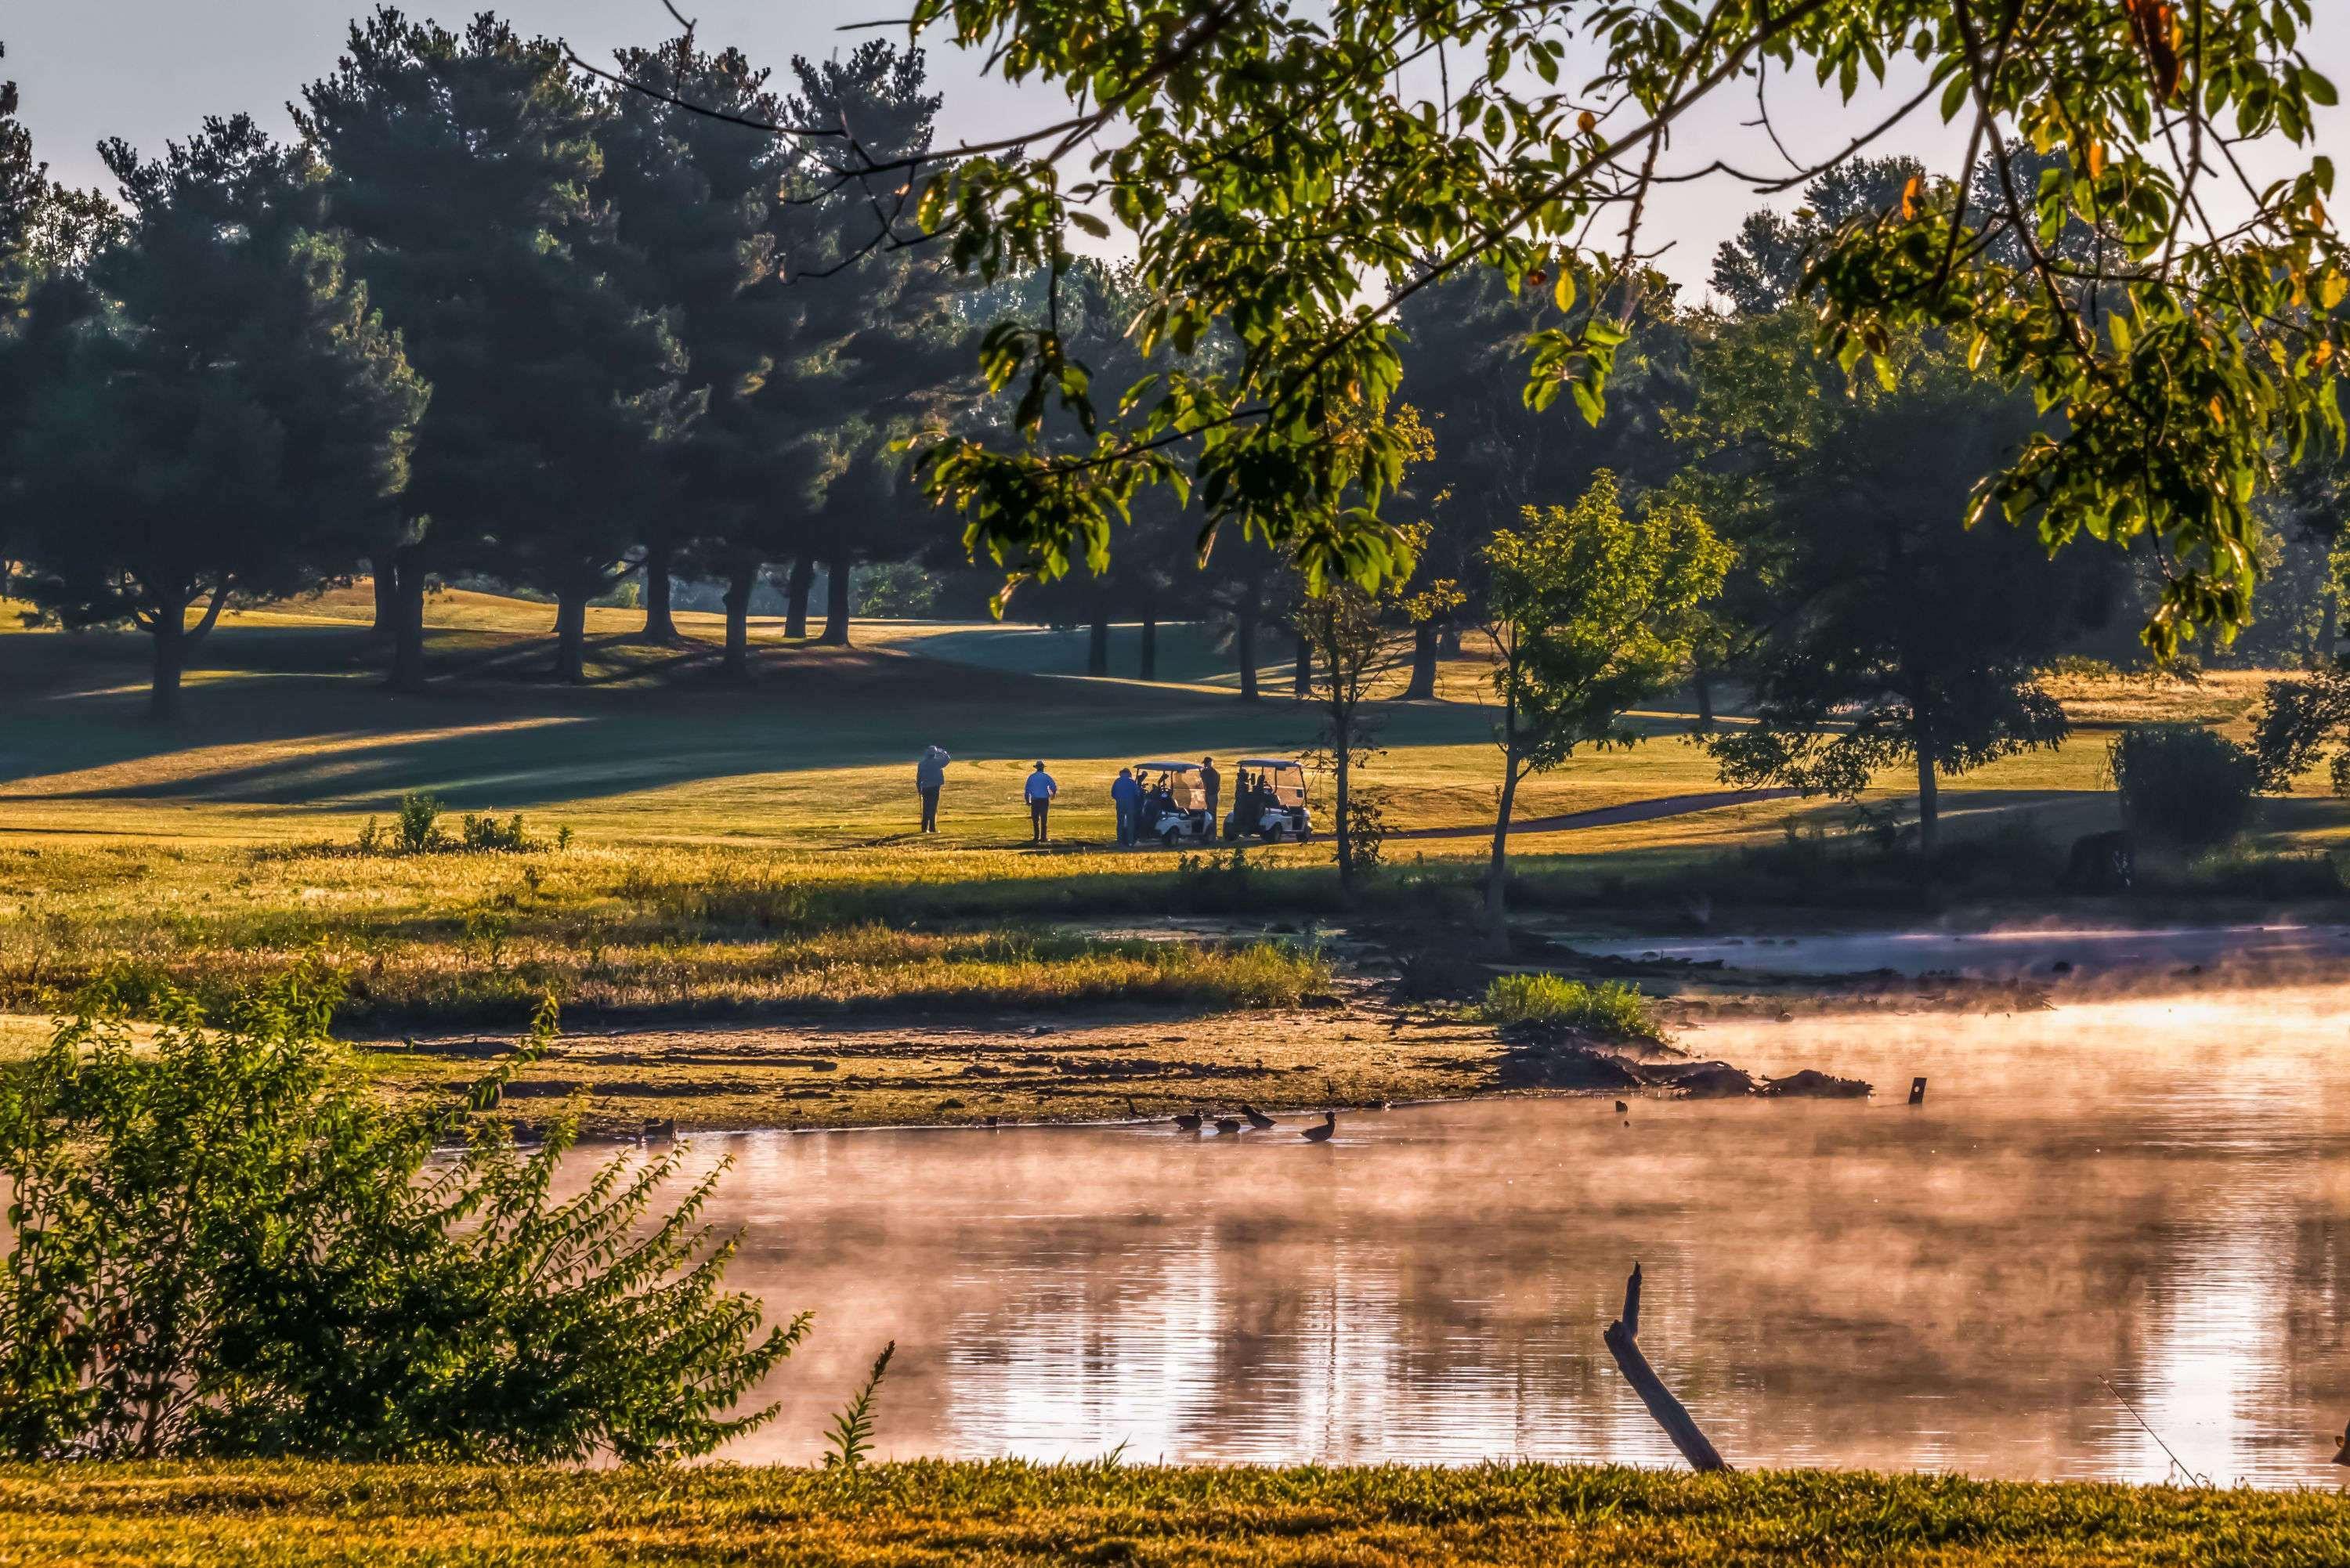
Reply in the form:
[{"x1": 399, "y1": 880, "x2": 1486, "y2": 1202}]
[{"x1": 1390, "y1": 787, "x2": 1802, "y2": 842}]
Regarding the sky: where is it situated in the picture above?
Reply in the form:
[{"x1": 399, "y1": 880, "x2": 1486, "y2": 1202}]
[{"x1": 8, "y1": 2, "x2": 2348, "y2": 303}]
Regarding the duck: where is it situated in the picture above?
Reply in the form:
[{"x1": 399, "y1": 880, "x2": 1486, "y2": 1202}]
[
  {"x1": 1614, "y1": 1101, "x2": 1628, "y2": 1115},
  {"x1": 1173, "y1": 1111, "x2": 1204, "y2": 1132},
  {"x1": 1242, "y1": 1104, "x2": 1276, "y2": 1131},
  {"x1": 641, "y1": 1117, "x2": 678, "y2": 1142},
  {"x1": 1301, "y1": 1111, "x2": 1336, "y2": 1143},
  {"x1": 1215, "y1": 1115, "x2": 1244, "y2": 1135}
]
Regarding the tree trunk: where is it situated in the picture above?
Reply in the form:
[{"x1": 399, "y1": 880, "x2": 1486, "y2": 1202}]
[
  {"x1": 1235, "y1": 598, "x2": 1260, "y2": 702},
  {"x1": 721, "y1": 561, "x2": 756, "y2": 681},
  {"x1": 784, "y1": 556, "x2": 814, "y2": 639},
  {"x1": 369, "y1": 558, "x2": 397, "y2": 637},
  {"x1": 1139, "y1": 612, "x2": 1158, "y2": 681},
  {"x1": 1292, "y1": 630, "x2": 1313, "y2": 696},
  {"x1": 148, "y1": 594, "x2": 191, "y2": 722},
  {"x1": 1405, "y1": 621, "x2": 1439, "y2": 700},
  {"x1": 1603, "y1": 1264, "x2": 1732, "y2": 1472},
  {"x1": 1692, "y1": 667, "x2": 1716, "y2": 732},
  {"x1": 818, "y1": 555, "x2": 851, "y2": 646},
  {"x1": 1333, "y1": 710, "x2": 1354, "y2": 893},
  {"x1": 1086, "y1": 613, "x2": 1109, "y2": 677},
  {"x1": 389, "y1": 547, "x2": 428, "y2": 692},
  {"x1": 1487, "y1": 753, "x2": 1521, "y2": 948},
  {"x1": 2323, "y1": 591, "x2": 2341, "y2": 668},
  {"x1": 1914, "y1": 725, "x2": 1940, "y2": 859},
  {"x1": 642, "y1": 536, "x2": 679, "y2": 643},
  {"x1": 553, "y1": 588, "x2": 589, "y2": 683}
]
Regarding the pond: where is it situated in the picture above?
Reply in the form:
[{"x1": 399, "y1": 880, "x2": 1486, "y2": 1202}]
[
  {"x1": 657, "y1": 981, "x2": 2350, "y2": 1484},
  {"x1": 1571, "y1": 923, "x2": 2350, "y2": 979}
]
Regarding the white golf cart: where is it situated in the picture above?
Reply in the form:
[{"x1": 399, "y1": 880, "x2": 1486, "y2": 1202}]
[
  {"x1": 1130, "y1": 761, "x2": 1215, "y2": 847},
  {"x1": 1223, "y1": 757, "x2": 1314, "y2": 843}
]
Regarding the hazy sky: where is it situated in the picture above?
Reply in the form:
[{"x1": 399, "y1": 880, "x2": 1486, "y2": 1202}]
[{"x1": 9, "y1": 2, "x2": 2347, "y2": 302}]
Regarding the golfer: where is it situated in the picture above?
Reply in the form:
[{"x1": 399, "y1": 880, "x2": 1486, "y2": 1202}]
[{"x1": 1025, "y1": 761, "x2": 1058, "y2": 844}]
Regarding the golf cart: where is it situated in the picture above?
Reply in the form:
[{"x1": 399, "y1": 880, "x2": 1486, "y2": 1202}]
[
  {"x1": 1131, "y1": 761, "x2": 1214, "y2": 847},
  {"x1": 1224, "y1": 758, "x2": 1314, "y2": 843}
]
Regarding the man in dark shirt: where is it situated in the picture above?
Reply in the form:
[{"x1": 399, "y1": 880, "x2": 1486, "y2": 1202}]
[{"x1": 1198, "y1": 756, "x2": 1221, "y2": 829}]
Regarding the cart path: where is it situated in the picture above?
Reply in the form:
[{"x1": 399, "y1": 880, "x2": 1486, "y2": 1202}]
[{"x1": 1390, "y1": 786, "x2": 1802, "y2": 841}]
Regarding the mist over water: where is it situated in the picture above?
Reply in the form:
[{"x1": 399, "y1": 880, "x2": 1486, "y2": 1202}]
[{"x1": 642, "y1": 982, "x2": 2350, "y2": 1483}]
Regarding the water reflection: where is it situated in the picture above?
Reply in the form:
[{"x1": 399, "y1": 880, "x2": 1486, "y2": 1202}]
[{"x1": 647, "y1": 987, "x2": 2350, "y2": 1483}]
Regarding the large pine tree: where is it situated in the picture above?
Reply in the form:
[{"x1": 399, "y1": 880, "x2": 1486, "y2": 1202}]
[
  {"x1": 298, "y1": 9, "x2": 683, "y2": 686},
  {"x1": 12, "y1": 117, "x2": 423, "y2": 718}
]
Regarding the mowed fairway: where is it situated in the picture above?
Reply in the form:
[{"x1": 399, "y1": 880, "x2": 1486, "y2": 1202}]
[{"x1": 2, "y1": 580, "x2": 2312, "y2": 855}]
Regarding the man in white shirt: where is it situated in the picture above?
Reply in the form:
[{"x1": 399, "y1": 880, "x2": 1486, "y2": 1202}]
[{"x1": 1024, "y1": 761, "x2": 1058, "y2": 844}]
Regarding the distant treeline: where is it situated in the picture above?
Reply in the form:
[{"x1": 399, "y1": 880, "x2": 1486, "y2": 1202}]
[{"x1": 0, "y1": 13, "x2": 2340, "y2": 724}]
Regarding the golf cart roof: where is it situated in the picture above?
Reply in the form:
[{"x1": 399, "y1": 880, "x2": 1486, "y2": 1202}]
[
  {"x1": 1133, "y1": 761, "x2": 1200, "y2": 773},
  {"x1": 1237, "y1": 757, "x2": 1303, "y2": 771}
]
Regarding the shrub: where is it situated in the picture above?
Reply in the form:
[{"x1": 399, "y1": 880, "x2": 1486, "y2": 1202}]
[
  {"x1": 2041, "y1": 654, "x2": 2120, "y2": 680},
  {"x1": 393, "y1": 791, "x2": 443, "y2": 854},
  {"x1": 0, "y1": 966, "x2": 803, "y2": 1462},
  {"x1": 2109, "y1": 723, "x2": 2258, "y2": 847},
  {"x1": 1340, "y1": 789, "x2": 1391, "y2": 869},
  {"x1": 1477, "y1": 974, "x2": 1661, "y2": 1042},
  {"x1": 460, "y1": 811, "x2": 536, "y2": 852}
]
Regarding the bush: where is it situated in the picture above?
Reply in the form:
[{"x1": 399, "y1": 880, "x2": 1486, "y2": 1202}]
[
  {"x1": 1340, "y1": 789, "x2": 1391, "y2": 869},
  {"x1": 1477, "y1": 974, "x2": 1661, "y2": 1042},
  {"x1": 2109, "y1": 723, "x2": 2258, "y2": 847},
  {"x1": 0, "y1": 966, "x2": 803, "y2": 1461},
  {"x1": 460, "y1": 811, "x2": 536, "y2": 852},
  {"x1": 393, "y1": 791, "x2": 443, "y2": 854}
]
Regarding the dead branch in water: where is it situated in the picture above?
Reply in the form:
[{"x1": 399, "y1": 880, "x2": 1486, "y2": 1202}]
[{"x1": 1603, "y1": 1263, "x2": 1732, "y2": 1472}]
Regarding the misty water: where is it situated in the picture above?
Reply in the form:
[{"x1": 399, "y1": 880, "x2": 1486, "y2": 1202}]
[{"x1": 653, "y1": 980, "x2": 2350, "y2": 1485}]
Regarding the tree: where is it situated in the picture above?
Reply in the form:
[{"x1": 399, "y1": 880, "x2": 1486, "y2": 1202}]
[
  {"x1": 776, "y1": 42, "x2": 963, "y2": 650},
  {"x1": 1691, "y1": 314, "x2": 2112, "y2": 855},
  {"x1": 12, "y1": 117, "x2": 422, "y2": 719},
  {"x1": 0, "y1": 968, "x2": 801, "y2": 1462},
  {"x1": 2250, "y1": 662, "x2": 2350, "y2": 797},
  {"x1": 0, "y1": 39, "x2": 114, "y2": 598},
  {"x1": 873, "y1": 0, "x2": 2343, "y2": 657},
  {"x1": 1291, "y1": 520, "x2": 1442, "y2": 894},
  {"x1": 1708, "y1": 158, "x2": 1925, "y2": 316},
  {"x1": 1480, "y1": 474, "x2": 1729, "y2": 941},
  {"x1": 601, "y1": 31, "x2": 811, "y2": 654},
  {"x1": 298, "y1": 10, "x2": 680, "y2": 688},
  {"x1": 1391, "y1": 268, "x2": 1694, "y2": 699}
]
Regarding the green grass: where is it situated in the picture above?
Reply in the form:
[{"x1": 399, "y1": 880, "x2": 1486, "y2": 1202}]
[
  {"x1": 1477, "y1": 974, "x2": 1664, "y2": 1042},
  {"x1": 8, "y1": 583, "x2": 2350, "y2": 1046},
  {"x1": 3, "y1": 1459, "x2": 2345, "y2": 1566},
  {"x1": 0, "y1": 894, "x2": 1334, "y2": 1029}
]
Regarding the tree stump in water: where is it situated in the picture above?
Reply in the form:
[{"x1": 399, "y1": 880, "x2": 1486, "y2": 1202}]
[{"x1": 1601, "y1": 1263, "x2": 1732, "y2": 1472}]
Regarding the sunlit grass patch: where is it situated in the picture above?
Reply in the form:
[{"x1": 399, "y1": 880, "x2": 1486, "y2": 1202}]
[
  {"x1": 4, "y1": 1459, "x2": 2347, "y2": 1566},
  {"x1": 1477, "y1": 974, "x2": 1661, "y2": 1042},
  {"x1": 0, "y1": 908, "x2": 1335, "y2": 1028}
]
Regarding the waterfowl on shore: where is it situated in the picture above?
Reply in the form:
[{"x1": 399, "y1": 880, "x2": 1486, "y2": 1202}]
[
  {"x1": 1301, "y1": 1111, "x2": 1336, "y2": 1143},
  {"x1": 641, "y1": 1118, "x2": 678, "y2": 1142},
  {"x1": 1215, "y1": 1115, "x2": 1244, "y2": 1135},
  {"x1": 1614, "y1": 1101, "x2": 1628, "y2": 1115},
  {"x1": 1242, "y1": 1104, "x2": 1276, "y2": 1131},
  {"x1": 1174, "y1": 1111, "x2": 1204, "y2": 1132}
]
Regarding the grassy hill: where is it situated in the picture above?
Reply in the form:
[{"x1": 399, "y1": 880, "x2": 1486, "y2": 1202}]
[{"x1": 0, "y1": 577, "x2": 2296, "y2": 854}]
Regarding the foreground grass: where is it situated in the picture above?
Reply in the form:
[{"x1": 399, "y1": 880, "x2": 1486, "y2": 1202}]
[{"x1": 5, "y1": 1459, "x2": 2346, "y2": 1566}]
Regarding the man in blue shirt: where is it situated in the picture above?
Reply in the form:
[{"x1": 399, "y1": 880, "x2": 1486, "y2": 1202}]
[
  {"x1": 1024, "y1": 761, "x2": 1058, "y2": 844},
  {"x1": 1110, "y1": 767, "x2": 1143, "y2": 847}
]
